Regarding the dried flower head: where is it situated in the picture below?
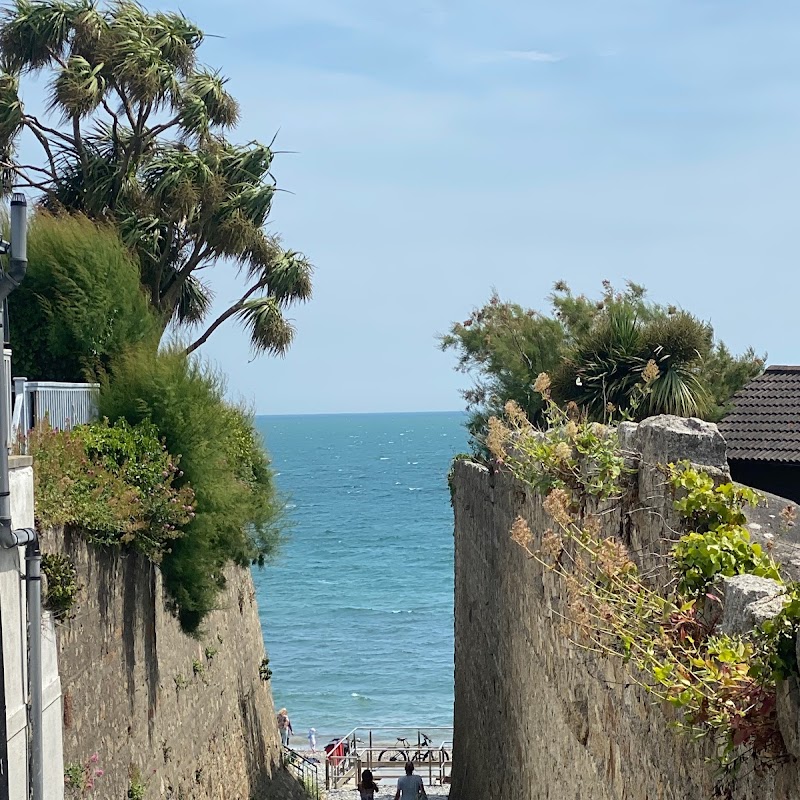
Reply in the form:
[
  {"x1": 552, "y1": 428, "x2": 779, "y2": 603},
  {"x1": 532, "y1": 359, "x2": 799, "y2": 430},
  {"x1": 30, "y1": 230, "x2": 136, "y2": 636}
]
[
  {"x1": 533, "y1": 372, "x2": 552, "y2": 398},
  {"x1": 554, "y1": 441, "x2": 572, "y2": 464},
  {"x1": 541, "y1": 528, "x2": 563, "y2": 561},
  {"x1": 564, "y1": 420, "x2": 579, "y2": 440},
  {"x1": 584, "y1": 516, "x2": 601, "y2": 539},
  {"x1": 779, "y1": 504, "x2": 796, "y2": 531},
  {"x1": 510, "y1": 516, "x2": 534, "y2": 549},
  {"x1": 543, "y1": 487, "x2": 573, "y2": 529},
  {"x1": 642, "y1": 359, "x2": 660, "y2": 384},
  {"x1": 596, "y1": 538, "x2": 635, "y2": 579},
  {"x1": 504, "y1": 399, "x2": 528, "y2": 428},
  {"x1": 486, "y1": 416, "x2": 509, "y2": 462}
]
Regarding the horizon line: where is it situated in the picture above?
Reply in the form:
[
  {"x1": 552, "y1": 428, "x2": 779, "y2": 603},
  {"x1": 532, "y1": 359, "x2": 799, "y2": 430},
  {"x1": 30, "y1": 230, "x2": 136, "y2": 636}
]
[{"x1": 255, "y1": 408, "x2": 465, "y2": 418}]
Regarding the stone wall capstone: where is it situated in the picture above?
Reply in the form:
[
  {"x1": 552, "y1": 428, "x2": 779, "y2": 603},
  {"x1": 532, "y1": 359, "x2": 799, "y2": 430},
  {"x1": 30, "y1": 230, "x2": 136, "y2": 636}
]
[
  {"x1": 450, "y1": 416, "x2": 800, "y2": 800},
  {"x1": 45, "y1": 527, "x2": 308, "y2": 800}
]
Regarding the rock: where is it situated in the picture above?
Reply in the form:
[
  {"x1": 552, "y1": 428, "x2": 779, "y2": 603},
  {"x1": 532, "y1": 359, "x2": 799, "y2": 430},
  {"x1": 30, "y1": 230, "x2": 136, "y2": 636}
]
[
  {"x1": 616, "y1": 422, "x2": 639, "y2": 454},
  {"x1": 777, "y1": 676, "x2": 800, "y2": 758},
  {"x1": 717, "y1": 574, "x2": 788, "y2": 635},
  {"x1": 637, "y1": 415, "x2": 728, "y2": 471}
]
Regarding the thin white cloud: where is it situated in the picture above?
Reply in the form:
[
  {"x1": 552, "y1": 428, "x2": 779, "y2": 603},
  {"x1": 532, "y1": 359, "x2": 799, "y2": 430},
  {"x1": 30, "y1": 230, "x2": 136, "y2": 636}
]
[
  {"x1": 470, "y1": 49, "x2": 564, "y2": 66},
  {"x1": 499, "y1": 49, "x2": 563, "y2": 63}
]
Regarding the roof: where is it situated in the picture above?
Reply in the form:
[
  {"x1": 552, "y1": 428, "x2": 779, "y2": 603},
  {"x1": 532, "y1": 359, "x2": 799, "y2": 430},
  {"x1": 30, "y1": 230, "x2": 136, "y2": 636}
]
[{"x1": 719, "y1": 366, "x2": 800, "y2": 463}]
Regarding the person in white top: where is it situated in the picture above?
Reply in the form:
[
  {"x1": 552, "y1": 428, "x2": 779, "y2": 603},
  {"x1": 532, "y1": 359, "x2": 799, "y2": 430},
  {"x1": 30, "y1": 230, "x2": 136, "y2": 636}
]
[
  {"x1": 394, "y1": 761, "x2": 426, "y2": 800},
  {"x1": 307, "y1": 728, "x2": 317, "y2": 753}
]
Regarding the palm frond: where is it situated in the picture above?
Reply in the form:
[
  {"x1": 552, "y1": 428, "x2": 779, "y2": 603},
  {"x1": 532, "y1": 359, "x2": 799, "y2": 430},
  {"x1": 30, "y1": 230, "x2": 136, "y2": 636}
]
[
  {"x1": 0, "y1": 0, "x2": 84, "y2": 73},
  {"x1": 174, "y1": 273, "x2": 212, "y2": 325},
  {"x1": 264, "y1": 250, "x2": 313, "y2": 304},
  {"x1": 236, "y1": 296, "x2": 294, "y2": 356},
  {"x1": 0, "y1": 73, "x2": 23, "y2": 146},
  {"x1": 184, "y1": 69, "x2": 238, "y2": 129},
  {"x1": 49, "y1": 55, "x2": 106, "y2": 118}
]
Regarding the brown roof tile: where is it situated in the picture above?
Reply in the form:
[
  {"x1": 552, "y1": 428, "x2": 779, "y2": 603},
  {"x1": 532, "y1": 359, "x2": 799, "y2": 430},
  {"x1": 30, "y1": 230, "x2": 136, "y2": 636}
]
[{"x1": 718, "y1": 366, "x2": 800, "y2": 463}]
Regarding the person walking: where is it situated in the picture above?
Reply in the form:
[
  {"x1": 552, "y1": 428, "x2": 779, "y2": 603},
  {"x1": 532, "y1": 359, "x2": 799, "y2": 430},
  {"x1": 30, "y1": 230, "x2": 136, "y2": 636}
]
[
  {"x1": 358, "y1": 768, "x2": 379, "y2": 800},
  {"x1": 276, "y1": 708, "x2": 293, "y2": 747},
  {"x1": 307, "y1": 727, "x2": 317, "y2": 753},
  {"x1": 394, "y1": 761, "x2": 426, "y2": 800}
]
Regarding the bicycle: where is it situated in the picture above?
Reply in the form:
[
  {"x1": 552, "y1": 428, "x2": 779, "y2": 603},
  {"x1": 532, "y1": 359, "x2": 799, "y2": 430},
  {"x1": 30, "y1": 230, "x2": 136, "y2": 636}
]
[
  {"x1": 378, "y1": 733, "x2": 450, "y2": 763},
  {"x1": 409, "y1": 733, "x2": 450, "y2": 763},
  {"x1": 378, "y1": 736, "x2": 411, "y2": 762}
]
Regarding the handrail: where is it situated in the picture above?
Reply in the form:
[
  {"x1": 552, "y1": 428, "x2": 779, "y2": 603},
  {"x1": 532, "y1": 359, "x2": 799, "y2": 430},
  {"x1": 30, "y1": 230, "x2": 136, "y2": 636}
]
[
  {"x1": 323, "y1": 726, "x2": 453, "y2": 790},
  {"x1": 282, "y1": 744, "x2": 320, "y2": 799}
]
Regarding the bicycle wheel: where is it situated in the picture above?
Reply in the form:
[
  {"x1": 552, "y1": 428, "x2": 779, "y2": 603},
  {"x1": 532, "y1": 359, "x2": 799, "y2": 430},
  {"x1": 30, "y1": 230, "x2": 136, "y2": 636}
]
[{"x1": 379, "y1": 749, "x2": 408, "y2": 762}]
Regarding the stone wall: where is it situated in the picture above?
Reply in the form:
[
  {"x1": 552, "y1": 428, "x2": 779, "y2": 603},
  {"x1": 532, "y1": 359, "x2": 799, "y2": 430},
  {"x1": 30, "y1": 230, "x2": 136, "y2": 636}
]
[
  {"x1": 44, "y1": 528, "x2": 308, "y2": 800},
  {"x1": 450, "y1": 416, "x2": 800, "y2": 800}
]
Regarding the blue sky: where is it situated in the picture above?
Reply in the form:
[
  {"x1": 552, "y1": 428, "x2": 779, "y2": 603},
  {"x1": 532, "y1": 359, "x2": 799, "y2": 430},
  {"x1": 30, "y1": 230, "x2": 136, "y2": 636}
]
[{"x1": 23, "y1": 1, "x2": 800, "y2": 413}]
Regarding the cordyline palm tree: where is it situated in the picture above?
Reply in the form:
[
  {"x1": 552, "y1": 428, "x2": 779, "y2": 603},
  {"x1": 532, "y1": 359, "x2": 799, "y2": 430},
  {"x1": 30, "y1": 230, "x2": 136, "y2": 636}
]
[
  {"x1": 551, "y1": 304, "x2": 713, "y2": 421},
  {"x1": 0, "y1": 0, "x2": 311, "y2": 356}
]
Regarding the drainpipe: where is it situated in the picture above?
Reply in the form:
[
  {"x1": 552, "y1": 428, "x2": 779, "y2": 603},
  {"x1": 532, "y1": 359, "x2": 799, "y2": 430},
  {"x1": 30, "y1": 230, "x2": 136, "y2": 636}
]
[{"x1": 0, "y1": 194, "x2": 42, "y2": 800}]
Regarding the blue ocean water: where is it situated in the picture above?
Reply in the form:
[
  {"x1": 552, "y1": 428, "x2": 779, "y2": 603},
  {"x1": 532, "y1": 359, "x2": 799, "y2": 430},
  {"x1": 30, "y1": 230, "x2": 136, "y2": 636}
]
[{"x1": 252, "y1": 411, "x2": 467, "y2": 743}]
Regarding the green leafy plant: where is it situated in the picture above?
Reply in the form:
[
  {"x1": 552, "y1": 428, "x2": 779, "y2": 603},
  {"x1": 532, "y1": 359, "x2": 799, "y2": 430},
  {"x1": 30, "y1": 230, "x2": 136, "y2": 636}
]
[
  {"x1": 669, "y1": 464, "x2": 780, "y2": 594},
  {"x1": 74, "y1": 418, "x2": 195, "y2": 559},
  {"x1": 204, "y1": 646, "x2": 218, "y2": 661},
  {"x1": 29, "y1": 419, "x2": 192, "y2": 560},
  {"x1": 259, "y1": 656, "x2": 272, "y2": 682},
  {"x1": 41, "y1": 553, "x2": 79, "y2": 620},
  {"x1": 9, "y1": 212, "x2": 159, "y2": 382},
  {"x1": 98, "y1": 347, "x2": 285, "y2": 631},
  {"x1": 64, "y1": 753, "x2": 103, "y2": 797},
  {"x1": 192, "y1": 658, "x2": 204, "y2": 677},
  {"x1": 673, "y1": 527, "x2": 782, "y2": 596},
  {"x1": 173, "y1": 673, "x2": 188, "y2": 691},
  {"x1": 442, "y1": 282, "x2": 764, "y2": 450},
  {"x1": 754, "y1": 584, "x2": 800, "y2": 680},
  {"x1": 485, "y1": 376, "x2": 628, "y2": 501},
  {"x1": 127, "y1": 765, "x2": 145, "y2": 800}
]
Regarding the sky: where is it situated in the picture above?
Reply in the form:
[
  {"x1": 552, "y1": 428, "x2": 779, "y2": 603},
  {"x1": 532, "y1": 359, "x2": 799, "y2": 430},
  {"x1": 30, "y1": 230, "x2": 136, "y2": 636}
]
[{"x1": 20, "y1": 1, "x2": 800, "y2": 413}]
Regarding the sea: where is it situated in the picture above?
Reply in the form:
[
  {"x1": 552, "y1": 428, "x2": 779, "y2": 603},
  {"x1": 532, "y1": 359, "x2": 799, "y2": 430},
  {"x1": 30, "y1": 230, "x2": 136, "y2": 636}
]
[{"x1": 252, "y1": 411, "x2": 467, "y2": 745}]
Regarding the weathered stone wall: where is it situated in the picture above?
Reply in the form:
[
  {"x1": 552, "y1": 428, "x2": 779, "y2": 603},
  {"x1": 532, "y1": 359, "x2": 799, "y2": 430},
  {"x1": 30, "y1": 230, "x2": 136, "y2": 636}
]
[
  {"x1": 44, "y1": 528, "x2": 307, "y2": 800},
  {"x1": 450, "y1": 416, "x2": 800, "y2": 800}
]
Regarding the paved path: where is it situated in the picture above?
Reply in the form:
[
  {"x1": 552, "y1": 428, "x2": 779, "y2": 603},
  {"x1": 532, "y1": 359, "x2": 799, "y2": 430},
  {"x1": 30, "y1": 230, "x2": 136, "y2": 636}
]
[{"x1": 324, "y1": 788, "x2": 449, "y2": 800}]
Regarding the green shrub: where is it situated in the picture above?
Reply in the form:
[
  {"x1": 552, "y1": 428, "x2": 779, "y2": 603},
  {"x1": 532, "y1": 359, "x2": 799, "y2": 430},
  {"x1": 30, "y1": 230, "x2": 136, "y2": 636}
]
[
  {"x1": 98, "y1": 347, "x2": 284, "y2": 631},
  {"x1": 74, "y1": 419, "x2": 194, "y2": 559},
  {"x1": 9, "y1": 212, "x2": 159, "y2": 382},
  {"x1": 673, "y1": 525, "x2": 782, "y2": 595},
  {"x1": 670, "y1": 463, "x2": 781, "y2": 594},
  {"x1": 29, "y1": 419, "x2": 191, "y2": 559},
  {"x1": 41, "y1": 553, "x2": 79, "y2": 620}
]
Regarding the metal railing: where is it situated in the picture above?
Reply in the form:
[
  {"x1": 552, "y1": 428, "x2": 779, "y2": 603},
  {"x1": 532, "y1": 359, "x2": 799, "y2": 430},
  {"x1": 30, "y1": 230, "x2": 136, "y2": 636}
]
[
  {"x1": 324, "y1": 727, "x2": 453, "y2": 790},
  {"x1": 282, "y1": 745, "x2": 320, "y2": 799},
  {"x1": 11, "y1": 377, "x2": 99, "y2": 448}
]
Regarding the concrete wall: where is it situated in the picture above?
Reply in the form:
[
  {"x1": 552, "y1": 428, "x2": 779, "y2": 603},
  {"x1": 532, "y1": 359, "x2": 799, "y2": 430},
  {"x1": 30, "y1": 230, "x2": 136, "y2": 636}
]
[
  {"x1": 2, "y1": 456, "x2": 64, "y2": 800},
  {"x1": 44, "y1": 528, "x2": 307, "y2": 800},
  {"x1": 450, "y1": 416, "x2": 800, "y2": 800}
]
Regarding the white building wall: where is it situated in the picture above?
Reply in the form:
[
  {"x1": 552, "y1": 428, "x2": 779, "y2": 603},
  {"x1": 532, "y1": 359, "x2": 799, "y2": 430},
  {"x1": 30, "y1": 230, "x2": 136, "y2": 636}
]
[{"x1": 2, "y1": 457, "x2": 64, "y2": 800}]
